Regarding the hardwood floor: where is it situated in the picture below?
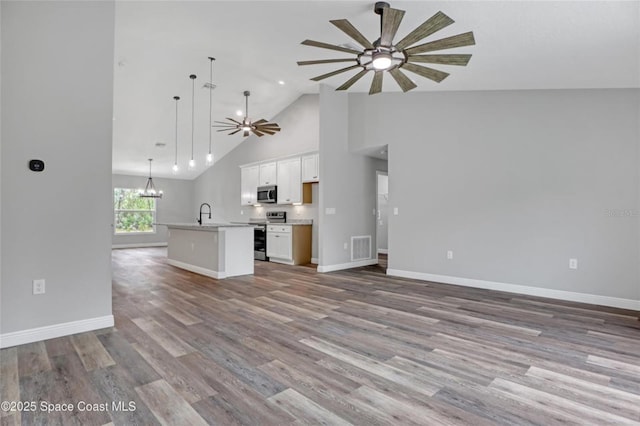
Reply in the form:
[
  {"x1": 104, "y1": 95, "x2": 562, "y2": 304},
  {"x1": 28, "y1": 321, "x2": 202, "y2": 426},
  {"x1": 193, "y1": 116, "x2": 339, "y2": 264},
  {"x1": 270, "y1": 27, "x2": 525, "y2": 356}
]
[{"x1": 1, "y1": 247, "x2": 639, "y2": 425}]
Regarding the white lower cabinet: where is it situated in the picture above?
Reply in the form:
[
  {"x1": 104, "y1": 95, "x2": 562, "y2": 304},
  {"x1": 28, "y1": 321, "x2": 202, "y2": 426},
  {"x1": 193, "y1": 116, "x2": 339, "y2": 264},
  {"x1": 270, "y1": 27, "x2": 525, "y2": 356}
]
[
  {"x1": 267, "y1": 225, "x2": 292, "y2": 261},
  {"x1": 267, "y1": 224, "x2": 311, "y2": 265}
]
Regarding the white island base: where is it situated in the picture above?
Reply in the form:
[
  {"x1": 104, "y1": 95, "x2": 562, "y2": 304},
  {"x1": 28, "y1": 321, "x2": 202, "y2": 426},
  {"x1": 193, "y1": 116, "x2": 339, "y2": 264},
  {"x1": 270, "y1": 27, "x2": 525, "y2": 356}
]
[{"x1": 166, "y1": 224, "x2": 254, "y2": 279}]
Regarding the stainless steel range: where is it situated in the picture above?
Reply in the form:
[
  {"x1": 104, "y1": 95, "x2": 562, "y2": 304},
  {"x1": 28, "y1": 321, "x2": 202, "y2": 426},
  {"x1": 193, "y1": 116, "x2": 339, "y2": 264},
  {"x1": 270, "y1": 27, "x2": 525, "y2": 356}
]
[{"x1": 251, "y1": 211, "x2": 286, "y2": 261}]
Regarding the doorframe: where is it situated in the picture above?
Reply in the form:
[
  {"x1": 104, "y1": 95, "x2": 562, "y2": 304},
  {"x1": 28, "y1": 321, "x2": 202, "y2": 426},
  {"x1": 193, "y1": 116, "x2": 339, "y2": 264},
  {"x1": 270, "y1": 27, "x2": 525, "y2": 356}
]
[{"x1": 375, "y1": 170, "x2": 389, "y2": 261}]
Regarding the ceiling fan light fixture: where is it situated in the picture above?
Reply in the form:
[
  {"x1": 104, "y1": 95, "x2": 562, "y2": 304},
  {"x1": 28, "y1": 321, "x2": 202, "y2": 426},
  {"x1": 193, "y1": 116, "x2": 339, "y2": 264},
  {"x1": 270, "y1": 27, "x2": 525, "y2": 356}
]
[
  {"x1": 372, "y1": 51, "x2": 392, "y2": 70},
  {"x1": 298, "y1": 3, "x2": 475, "y2": 94},
  {"x1": 213, "y1": 90, "x2": 281, "y2": 138}
]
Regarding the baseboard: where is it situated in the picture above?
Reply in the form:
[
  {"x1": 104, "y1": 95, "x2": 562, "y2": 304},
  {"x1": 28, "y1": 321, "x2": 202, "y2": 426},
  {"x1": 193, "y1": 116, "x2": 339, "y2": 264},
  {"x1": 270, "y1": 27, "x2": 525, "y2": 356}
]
[
  {"x1": 386, "y1": 269, "x2": 640, "y2": 311},
  {"x1": 0, "y1": 315, "x2": 114, "y2": 349},
  {"x1": 318, "y1": 259, "x2": 378, "y2": 273},
  {"x1": 112, "y1": 242, "x2": 167, "y2": 249},
  {"x1": 167, "y1": 259, "x2": 224, "y2": 279},
  {"x1": 377, "y1": 249, "x2": 388, "y2": 254}
]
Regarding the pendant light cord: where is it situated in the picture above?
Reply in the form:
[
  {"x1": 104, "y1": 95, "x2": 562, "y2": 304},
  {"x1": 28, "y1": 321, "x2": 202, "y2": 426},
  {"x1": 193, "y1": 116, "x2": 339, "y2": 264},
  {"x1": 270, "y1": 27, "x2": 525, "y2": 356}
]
[
  {"x1": 190, "y1": 74, "x2": 196, "y2": 162},
  {"x1": 174, "y1": 96, "x2": 179, "y2": 166},
  {"x1": 208, "y1": 58, "x2": 215, "y2": 156}
]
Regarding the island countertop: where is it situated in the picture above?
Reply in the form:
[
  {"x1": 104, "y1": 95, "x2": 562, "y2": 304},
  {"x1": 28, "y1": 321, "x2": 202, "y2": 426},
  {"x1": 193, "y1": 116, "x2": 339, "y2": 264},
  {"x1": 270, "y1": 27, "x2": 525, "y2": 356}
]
[{"x1": 158, "y1": 223, "x2": 256, "y2": 231}]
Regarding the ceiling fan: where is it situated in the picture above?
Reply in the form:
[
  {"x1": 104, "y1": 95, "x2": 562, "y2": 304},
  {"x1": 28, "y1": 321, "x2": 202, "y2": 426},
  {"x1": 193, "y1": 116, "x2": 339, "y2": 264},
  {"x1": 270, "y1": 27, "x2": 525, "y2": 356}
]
[
  {"x1": 298, "y1": 1, "x2": 475, "y2": 94},
  {"x1": 213, "y1": 91, "x2": 281, "y2": 138}
]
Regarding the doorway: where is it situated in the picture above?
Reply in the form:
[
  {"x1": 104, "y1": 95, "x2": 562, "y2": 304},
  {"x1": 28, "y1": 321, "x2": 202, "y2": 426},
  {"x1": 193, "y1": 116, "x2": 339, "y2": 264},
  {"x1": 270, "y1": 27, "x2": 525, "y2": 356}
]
[{"x1": 376, "y1": 171, "x2": 388, "y2": 270}]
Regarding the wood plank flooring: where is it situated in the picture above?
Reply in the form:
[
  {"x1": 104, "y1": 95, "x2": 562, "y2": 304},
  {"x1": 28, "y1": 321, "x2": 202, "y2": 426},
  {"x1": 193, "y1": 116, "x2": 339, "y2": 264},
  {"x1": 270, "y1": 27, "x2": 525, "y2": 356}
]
[{"x1": 1, "y1": 247, "x2": 639, "y2": 425}]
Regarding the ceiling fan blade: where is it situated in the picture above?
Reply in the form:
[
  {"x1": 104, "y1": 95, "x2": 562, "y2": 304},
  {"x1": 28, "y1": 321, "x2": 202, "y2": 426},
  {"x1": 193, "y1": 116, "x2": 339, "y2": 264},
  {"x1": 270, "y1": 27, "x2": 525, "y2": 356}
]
[
  {"x1": 336, "y1": 69, "x2": 369, "y2": 91},
  {"x1": 389, "y1": 68, "x2": 417, "y2": 92},
  {"x1": 330, "y1": 19, "x2": 374, "y2": 49},
  {"x1": 213, "y1": 125, "x2": 237, "y2": 129},
  {"x1": 394, "y1": 11, "x2": 454, "y2": 50},
  {"x1": 252, "y1": 119, "x2": 267, "y2": 125},
  {"x1": 297, "y1": 58, "x2": 358, "y2": 66},
  {"x1": 310, "y1": 64, "x2": 361, "y2": 82},
  {"x1": 380, "y1": 7, "x2": 405, "y2": 47},
  {"x1": 257, "y1": 125, "x2": 280, "y2": 131},
  {"x1": 214, "y1": 120, "x2": 236, "y2": 125},
  {"x1": 405, "y1": 31, "x2": 476, "y2": 55},
  {"x1": 225, "y1": 117, "x2": 242, "y2": 124},
  {"x1": 301, "y1": 39, "x2": 361, "y2": 55},
  {"x1": 228, "y1": 129, "x2": 241, "y2": 135},
  {"x1": 407, "y1": 54, "x2": 472, "y2": 66},
  {"x1": 401, "y1": 62, "x2": 449, "y2": 83},
  {"x1": 252, "y1": 129, "x2": 265, "y2": 137},
  {"x1": 258, "y1": 129, "x2": 277, "y2": 135},
  {"x1": 369, "y1": 71, "x2": 383, "y2": 95}
]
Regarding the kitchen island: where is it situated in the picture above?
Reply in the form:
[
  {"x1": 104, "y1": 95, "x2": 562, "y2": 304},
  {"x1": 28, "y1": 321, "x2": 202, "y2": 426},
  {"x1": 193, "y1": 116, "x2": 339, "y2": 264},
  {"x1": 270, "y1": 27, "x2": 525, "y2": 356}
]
[{"x1": 162, "y1": 223, "x2": 255, "y2": 279}]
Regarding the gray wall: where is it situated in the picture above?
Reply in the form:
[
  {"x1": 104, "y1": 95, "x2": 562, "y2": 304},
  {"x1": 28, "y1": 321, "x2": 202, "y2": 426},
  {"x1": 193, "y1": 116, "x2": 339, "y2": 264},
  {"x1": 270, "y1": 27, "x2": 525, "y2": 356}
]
[
  {"x1": 318, "y1": 85, "x2": 380, "y2": 269},
  {"x1": 193, "y1": 94, "x2": 320, "y2": 258},
  {"x1": 349, "y1": 89, "x2": 640, "y2": 302},
  {"x1": 1, "y1": 1, "x2": 115, "y2": 333},
  {"x1": 112, "y1": 174, "x2": 194, "y2": 247}
]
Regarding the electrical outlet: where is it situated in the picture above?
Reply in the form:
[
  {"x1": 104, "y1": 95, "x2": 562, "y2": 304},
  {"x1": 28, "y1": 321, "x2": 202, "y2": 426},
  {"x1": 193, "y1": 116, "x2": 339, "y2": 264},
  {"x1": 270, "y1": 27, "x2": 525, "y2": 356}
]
[
  {"x1": 240, "y1": 210, "x2": 244, "y2": 215},
  {"x1": 447, "y1": 250, "x2": 453, "y2": 260},
  {"x1": 33, "y1": 279, "x2": 45, "y2": 295},
  {"x1": 343, "y1": 242, "x2": 348, "y2": 250},
  {"x1": 393, "y1": 207, "x2": 399, "y2": 215},
  {"x1": 569, "y1": 258, "x2": 578, "y2": 269}
]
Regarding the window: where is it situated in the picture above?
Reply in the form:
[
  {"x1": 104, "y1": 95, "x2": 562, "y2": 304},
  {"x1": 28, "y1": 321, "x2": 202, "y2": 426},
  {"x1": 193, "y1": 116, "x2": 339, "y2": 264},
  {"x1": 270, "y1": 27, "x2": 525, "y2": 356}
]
[{"x1": 114, "y1": 188, "x2": 156, "y2": 234}]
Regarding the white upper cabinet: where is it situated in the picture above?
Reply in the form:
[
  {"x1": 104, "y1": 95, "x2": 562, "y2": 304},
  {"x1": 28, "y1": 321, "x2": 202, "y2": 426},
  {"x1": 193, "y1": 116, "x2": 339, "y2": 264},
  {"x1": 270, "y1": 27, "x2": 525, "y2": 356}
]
[
  {"x1": 259, "y1": 162, "x2": 277, "y2": 186},
  {"x1": 276, "y1": 157, "x2": 301, "y2": 204},
  {"x1": 301, "y1": 153, "x2": 319, "y2": 182},
  {"x1": 240, "y1": 165, "x2": 259, "y2": 205}
]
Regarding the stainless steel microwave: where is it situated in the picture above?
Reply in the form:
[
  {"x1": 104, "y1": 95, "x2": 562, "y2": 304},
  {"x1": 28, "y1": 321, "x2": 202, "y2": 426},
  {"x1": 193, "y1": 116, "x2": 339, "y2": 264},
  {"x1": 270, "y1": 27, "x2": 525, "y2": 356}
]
[{"x1": 257, "y1": 185, "x2": 277, "y2": 203}]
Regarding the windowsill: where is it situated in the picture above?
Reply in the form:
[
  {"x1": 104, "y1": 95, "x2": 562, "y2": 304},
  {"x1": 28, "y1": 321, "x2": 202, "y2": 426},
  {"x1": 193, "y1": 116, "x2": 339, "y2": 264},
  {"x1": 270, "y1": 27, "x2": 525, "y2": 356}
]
[{"x1": 114, "y1": 232, "x2": 157, "y2": 236}]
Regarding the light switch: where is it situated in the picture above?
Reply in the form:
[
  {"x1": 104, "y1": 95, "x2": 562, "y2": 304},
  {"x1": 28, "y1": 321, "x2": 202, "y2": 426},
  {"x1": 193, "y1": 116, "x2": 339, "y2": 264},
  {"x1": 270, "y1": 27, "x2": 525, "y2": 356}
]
[
  {"x1": 325, "y1": 207, "x2": 336, "y2": 215},
  {"x1": 393, "y1": 207, "x2": 399, "y2": 215},
  {"x1": 33, "y1": 279, "x2": 45, "y2": 295},
  {"x1": 569, "y1": 258, "x2": 578, "y2": 269}
]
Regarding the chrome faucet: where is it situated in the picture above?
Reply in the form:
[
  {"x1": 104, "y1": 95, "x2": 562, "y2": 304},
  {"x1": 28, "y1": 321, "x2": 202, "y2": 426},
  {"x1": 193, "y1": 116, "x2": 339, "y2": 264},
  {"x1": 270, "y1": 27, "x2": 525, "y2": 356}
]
[{"x1": 197, "y1": 203, "x2": 211, "y2": 225}]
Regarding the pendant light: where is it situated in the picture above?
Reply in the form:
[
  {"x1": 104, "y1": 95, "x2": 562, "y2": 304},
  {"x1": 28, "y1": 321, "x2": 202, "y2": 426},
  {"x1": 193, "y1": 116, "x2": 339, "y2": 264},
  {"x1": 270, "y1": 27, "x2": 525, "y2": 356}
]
[
  {"x1": 172, "y1": 96, "x2": 180, "y2": 174},
  {"x1": 206, "y1": 57, "x2": 215, "y2": 166},
  {"x1": 139, "y1": 159, "x2": 163, "y2": 198},
  {"x1": 188, "y1": 74, "x2": 196, "y2": 170}
]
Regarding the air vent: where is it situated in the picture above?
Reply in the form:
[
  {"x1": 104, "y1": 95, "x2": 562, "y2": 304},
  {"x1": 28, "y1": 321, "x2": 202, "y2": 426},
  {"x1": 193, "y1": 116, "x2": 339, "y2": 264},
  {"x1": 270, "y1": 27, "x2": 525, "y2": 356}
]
[{"x1": 351, "y1": 235, "x2": 371, "y2": 261}]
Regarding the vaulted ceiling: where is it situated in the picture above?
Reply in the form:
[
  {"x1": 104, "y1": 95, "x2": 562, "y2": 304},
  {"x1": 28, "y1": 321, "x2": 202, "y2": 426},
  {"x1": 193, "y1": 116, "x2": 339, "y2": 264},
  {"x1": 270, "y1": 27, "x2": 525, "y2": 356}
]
[{"x1": 113, "y1": 1, "x2": 639, "y2": 179}]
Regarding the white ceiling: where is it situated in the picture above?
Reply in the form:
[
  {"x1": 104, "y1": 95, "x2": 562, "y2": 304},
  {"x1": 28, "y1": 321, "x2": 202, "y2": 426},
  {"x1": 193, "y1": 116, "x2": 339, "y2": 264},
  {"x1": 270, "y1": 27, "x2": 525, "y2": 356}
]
[{"x1": 113, "y1": 1, "x2": 639, "y2": 179}]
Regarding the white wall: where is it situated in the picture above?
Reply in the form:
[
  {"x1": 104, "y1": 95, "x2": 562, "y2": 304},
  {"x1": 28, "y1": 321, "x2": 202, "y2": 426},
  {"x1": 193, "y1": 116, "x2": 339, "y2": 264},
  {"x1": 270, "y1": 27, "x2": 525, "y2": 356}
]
[
  {"x1": 193, "y1": 94, "x2": 320, "y2": 258},
  {"x1": 1, "y1": 1, "x2": 115, "y2": 344},
  {"x1": 318, "y1": 85, "x2": 380, "y2": 271},
  {"x1": 349, "y1": 89, "x2": 640, "y2": 308},
  {"x1": 112, "y1": 174, "x2": 194, "y2": 247}
]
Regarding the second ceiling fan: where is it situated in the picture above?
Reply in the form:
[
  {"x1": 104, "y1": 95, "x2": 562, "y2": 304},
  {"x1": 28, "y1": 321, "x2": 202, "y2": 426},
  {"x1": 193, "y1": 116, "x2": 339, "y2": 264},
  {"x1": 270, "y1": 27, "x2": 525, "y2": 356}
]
[
  {"x1": 298, "y1": 1, "x2": 475, "y2": 94},
  {"x1": 214, "y1": 91, "x2": 281, "y2": 138}
]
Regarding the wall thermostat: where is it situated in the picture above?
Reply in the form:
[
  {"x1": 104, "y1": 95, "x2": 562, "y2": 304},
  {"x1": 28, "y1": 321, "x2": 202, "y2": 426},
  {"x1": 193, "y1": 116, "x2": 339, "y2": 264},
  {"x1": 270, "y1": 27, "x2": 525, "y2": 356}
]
[{"x1": 29, "y1": 159, "x2": 45, "y2": 172}]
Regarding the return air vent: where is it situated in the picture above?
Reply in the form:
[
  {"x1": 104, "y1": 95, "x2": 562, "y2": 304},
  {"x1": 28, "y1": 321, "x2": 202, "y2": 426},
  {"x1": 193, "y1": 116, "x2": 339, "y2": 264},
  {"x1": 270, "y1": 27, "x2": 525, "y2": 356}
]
[{"x1": 351, "y1": 235, "x2": 371, "y2": 261}]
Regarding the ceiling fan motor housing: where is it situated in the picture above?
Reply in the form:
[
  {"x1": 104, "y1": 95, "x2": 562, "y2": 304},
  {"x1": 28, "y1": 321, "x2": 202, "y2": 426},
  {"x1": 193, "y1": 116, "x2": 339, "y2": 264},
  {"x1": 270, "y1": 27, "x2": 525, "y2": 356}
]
[{"x1": 374, "y1": 2, "x2": 390, "y2": 15}]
